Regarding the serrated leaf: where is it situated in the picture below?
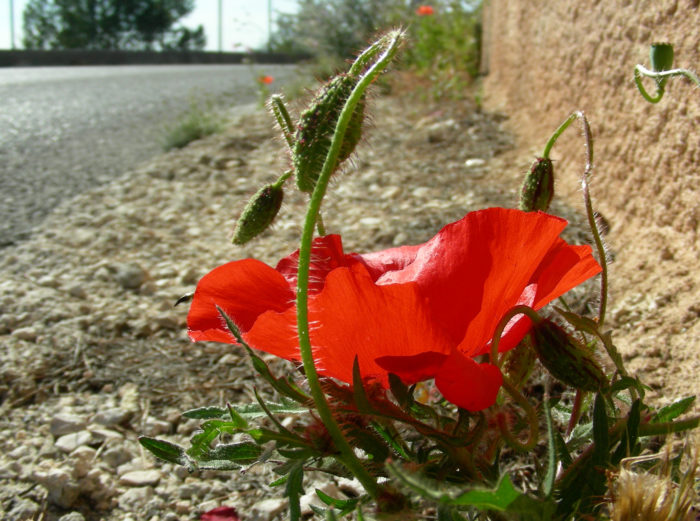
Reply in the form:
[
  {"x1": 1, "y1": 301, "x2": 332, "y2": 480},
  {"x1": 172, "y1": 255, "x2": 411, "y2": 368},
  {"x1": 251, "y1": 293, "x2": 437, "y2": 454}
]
[
  {"x1": 653, "y1": 395, "x2": 695, "y2": 423},
  {"x1": 139, "y1": 437, "x2": 189, "y2": 466},
  {"x1": 244, "y1": 346, "x2": 310, "y2": 403},
  {"x1": 197, "y1": 460, "x2": 242, "y2": 470},
  {"x1": 183, "y1": 406, "x2": 227, "y2": 420},
  {"x1": 232, "y1": 401, "x2": 309, "y2": 419}
]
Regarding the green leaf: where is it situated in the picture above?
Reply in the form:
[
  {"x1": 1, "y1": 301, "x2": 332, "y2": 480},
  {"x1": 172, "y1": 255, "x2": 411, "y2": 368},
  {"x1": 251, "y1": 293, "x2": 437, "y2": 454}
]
[
  {"x1": 592, "y1": 393, "x2": 609, "y2": 468},
  {"x1": 388, "y1": 373, "x2": 410, "y2": 408},
  {"x1": 233, "y1": 401, "x2": 310, "y2": 419},
  {"x1": 188, "y1": 420, "x2": 242, "y2": 460},
  {"x1": 244, "y1": 346, "x2": 310, "y2": 403},
  {"x1": 286, "y1": 460, "x2": 305, "y2": 521},
  {"x1": 653, "y1": 395, "x2": 695, "y2": 423},
  {"x1": 216, "y1": 305, "x2": 247, "y2": 345},
  {"x1": 205, "y1": 442, "x2": 264, "y2": 463},
  {"x1": 182, "y1": 406, "x2": 227, "y2": 420},
  {"x1": 139, "y1": 437, "x2": 190, "y2": 466},
  {"x1": 315, "y1": 488, "x2": 359, "y2": 513},
  {"x1": 352, "y1": 356, "x2": 374, "y2": 414},
  {"x1": 612, "y1": 400, "x2": 641, "y2": 464}
]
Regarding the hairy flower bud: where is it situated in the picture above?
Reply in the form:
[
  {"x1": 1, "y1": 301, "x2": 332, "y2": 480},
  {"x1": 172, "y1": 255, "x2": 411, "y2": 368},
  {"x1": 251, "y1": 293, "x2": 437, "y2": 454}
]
[
  {"x1": 650, "y1": 42, "x2": 674, "y2": 73},
  {"x1": 519, "y1": 157, "x2": 554, "y2": 212},
  {"x1": 232, "y1": 183, "x2": 284, "y2": 245},
  {"x1": 293, "y1": 74, "x2": 365, "y2": 193},
  {"x1": 531, "y1": 319, "x2": 607, "y2": 391}
]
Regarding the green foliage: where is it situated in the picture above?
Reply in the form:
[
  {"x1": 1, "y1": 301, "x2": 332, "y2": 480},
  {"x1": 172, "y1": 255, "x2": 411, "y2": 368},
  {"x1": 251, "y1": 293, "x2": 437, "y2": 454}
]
[
  {"x1": 22, "y1": 0, "x2": 205, "y2": 50},
  {"x1": 161, "y1": 98, "x2": 223, "y2": 151}
]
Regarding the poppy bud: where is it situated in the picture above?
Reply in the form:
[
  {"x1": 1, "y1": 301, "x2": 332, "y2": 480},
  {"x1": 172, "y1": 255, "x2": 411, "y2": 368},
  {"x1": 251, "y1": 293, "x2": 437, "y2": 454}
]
[
  {"x1": 293, "y1": 74, "x2": 365, "y2": 193},
  {"x1": 519, "y1": 157, "x2": 554, "y2": 212},
  {"x1": 649, "y1": 42, "x2": 674, "y2": 73},
  {"x1": 232, "y1": 183, "x2": 284, "y2": 245},
  {"x1": 531, "y1": 319, "x2": 607, "y2": 391}
]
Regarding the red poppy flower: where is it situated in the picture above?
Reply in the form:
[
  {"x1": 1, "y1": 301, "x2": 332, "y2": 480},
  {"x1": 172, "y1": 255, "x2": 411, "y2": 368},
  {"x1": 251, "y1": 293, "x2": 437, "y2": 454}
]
[
  {"x1": 187, "y1": 208, "x2": 601, "y2": 411},
  {"x1": 416, "y1": 5, "x2": 435, "y2": 15},
  {"x1": 258, "y1": 75, "x2": 274, "y2": 85}
]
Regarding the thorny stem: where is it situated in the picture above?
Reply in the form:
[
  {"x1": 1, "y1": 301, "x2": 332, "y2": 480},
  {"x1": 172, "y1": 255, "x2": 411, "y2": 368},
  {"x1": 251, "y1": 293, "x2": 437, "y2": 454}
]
[
  {"x1": 294, "y1": 30, "x2": 403, "y2": 500},
  {"x1": 634, "y1": 64, "x2": 700, "y2": 104},
  {"x1": 541, "y1": 111, "x2": 609, "y2": 328}
]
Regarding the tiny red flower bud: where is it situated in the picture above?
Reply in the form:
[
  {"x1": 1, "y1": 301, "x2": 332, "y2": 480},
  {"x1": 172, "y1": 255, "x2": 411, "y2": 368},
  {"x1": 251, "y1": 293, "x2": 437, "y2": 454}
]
[
  {"x1": 416, "y1": 5, "x2": 434, "y2": 16},
  {"x1": 519, "y1": 157, "x2": 554, "y2": 212},
  {"x1": 531, "y1": 319, "x2": 608, "y2": 391},
  {"x1": 649, "y1": 42, "x2": 674, "y2": 72},
  {"x1": 258, "y1": 75, "x2": 274, "y2": 85},
  {"x1": 293, "y1": 74, "x2": 365, "y2": 193},
  {"x1": 232, "y1": 183, "x2": 284, "y2": 245}
]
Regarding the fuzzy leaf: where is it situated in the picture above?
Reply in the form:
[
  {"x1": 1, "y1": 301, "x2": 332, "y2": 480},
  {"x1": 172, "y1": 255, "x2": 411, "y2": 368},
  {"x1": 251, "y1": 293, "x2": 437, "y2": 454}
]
[
  {"x1": 139, "y1": 437, "x2": 190, "y2": 467},
  {"x1": 183, "y1": 406, "x2": 227, "y2": 420},
  {"x1": 286, "y1": 461, "x2": 305, "y2": 521},
  {"x1": 653, "y1": 395, "x2": 695, "y2": 423}
]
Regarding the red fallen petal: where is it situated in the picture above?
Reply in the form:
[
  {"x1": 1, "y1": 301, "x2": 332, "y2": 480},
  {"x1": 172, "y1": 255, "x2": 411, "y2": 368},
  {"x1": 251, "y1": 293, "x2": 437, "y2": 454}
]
[
  {"x1": 201, "y1": 506, "x2": 240, "y2": 521},
  {"x1": 187, "y1": 259, "x2": 294, "y2": 342},
  {"x1": 375, "y1": 351, "x2": 449, "y2": 385},
  {"x1": 275, "y1": 235, "x2": 363, "y2": 293},
  {"x1": 245, "y1": 263, "x2": 454, "y2": 385},
  {"x1": 434, "y1": 351, "x2": 503, "y2": 412}
]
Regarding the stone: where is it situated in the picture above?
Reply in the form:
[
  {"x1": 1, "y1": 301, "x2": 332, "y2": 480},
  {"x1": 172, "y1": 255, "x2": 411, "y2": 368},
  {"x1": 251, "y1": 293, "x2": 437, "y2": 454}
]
[
  {"x1": 114, "y1": 262, "x2": 148, "y2": 290},
  {"x1": 34, "y1": 468, "x2": 81, "y2": 508},
  {"x1": 464, "y1": 158, "x2": 486, "y2": 168},
  {"x1": 55, "y1": 431, "x2": 93, "y2": 453},
  {"x1": 250, "y1": 498, "x2": 287, "y2": 521},
  {"x1": 11, "y1": 326, "x2": 38, "y2": 341},
  {"x1": 92, "y1": 407, "x2": 133, "y2": 427},
  {"x1": 142, "y1": 416, "x2": 171, "y2": 436},
  {"x1": 301, "y1": 482, "x2": 343, "y2": 515},
  {"x1": 119, "y1": 469, "x2": 161, "y2": 487},
  {"x1": 102, "y1": 446, "x2": 134, "y2": 468},
  {"x1": 51, "y1": 413, "x2": 88, "y2": 436},
  {"x1": 7, "y1": 498, "x2": 41, "y2": 520},
  {"x1": 118, "y1": 486, "x2": 154, "y2": 511},
  {"x1": 58, "y1": 513, "x2": 87, "y2": 521}
]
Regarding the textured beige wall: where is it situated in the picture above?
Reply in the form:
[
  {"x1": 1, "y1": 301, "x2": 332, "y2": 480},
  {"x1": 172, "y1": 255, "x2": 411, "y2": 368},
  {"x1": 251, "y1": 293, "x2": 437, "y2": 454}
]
[
  {"x1": 481, "y1": 0, "x2": 699, "y2": 239},
  {"x1": 480, "y1": 1, "x2": 700, "y2": 403}
]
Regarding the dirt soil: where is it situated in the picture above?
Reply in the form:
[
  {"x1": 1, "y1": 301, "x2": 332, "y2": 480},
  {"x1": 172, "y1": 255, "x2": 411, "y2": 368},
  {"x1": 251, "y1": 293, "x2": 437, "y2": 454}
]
[{"x1": 0, "y1": 78, "x2": 696, "y2": 520}]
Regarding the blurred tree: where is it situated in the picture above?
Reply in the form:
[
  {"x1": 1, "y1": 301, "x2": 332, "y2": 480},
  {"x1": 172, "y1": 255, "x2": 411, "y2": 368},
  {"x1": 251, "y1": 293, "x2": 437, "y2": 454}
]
[{"x1": 22, "y1": 0, "x2": 205, "y2": 51}]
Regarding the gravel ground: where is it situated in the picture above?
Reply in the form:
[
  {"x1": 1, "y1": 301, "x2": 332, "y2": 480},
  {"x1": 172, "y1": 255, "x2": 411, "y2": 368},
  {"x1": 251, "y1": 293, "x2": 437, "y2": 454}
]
[{"x1": 0, "y1": 84, "x2": 604, "y2": 521}]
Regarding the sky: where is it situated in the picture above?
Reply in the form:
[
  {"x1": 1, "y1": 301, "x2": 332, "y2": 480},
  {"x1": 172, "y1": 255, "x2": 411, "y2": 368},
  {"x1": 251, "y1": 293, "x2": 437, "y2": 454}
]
[{"x1": 0, "y1": 0, "x2": 300, "y2": 51}]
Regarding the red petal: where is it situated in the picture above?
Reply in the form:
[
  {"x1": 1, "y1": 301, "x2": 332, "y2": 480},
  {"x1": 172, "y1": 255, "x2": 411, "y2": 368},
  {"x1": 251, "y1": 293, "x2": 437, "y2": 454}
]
[
  {"x1": 245, "y1": 263, "x2": 453, "y2": 385},
  {"x1": 435, "y1": 351, "x2": 503, "y2": 411},
  {"x1": 201, "y1": 506, "x2": 240, "y2": 521},
  {"x1": 375, "y1": 351, "x2": 449, "y2": 384},
  {"x1": 275, "y1": 235, "x2": 363, "y2": 293},
  {"x1": 187, "y1": 259, "x2": 294, "y2": 343}
]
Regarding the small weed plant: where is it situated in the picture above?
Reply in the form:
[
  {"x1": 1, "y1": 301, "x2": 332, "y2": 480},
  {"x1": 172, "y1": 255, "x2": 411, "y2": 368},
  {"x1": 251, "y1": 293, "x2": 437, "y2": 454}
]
[{"x1": 162, "y1": 98, "x2": 224, "y2": 151}]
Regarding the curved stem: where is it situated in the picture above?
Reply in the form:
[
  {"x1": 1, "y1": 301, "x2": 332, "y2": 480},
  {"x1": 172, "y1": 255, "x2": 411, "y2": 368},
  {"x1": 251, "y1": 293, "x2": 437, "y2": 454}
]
[
  {"x1": 541, "y1": 112, "x2": 578, "y2": 159},
  {"x1": 575, "y1": 112, "x2": 609, "y2": 328},
  {"x1": 294, "y1": 31, "x2": 404, "y2": 499},
  {"x1": 316, "y1": 214, "x2": 327, "y2": 236},
  {"x1": 498, "y1": 377, "x2": 539, "y2": 452},
  {"x1": 489, "y1": 305, "x2": 542, "y2": 368},
  {"x1": 634, "y1": 64, "x2": 700, "y2": 103}
]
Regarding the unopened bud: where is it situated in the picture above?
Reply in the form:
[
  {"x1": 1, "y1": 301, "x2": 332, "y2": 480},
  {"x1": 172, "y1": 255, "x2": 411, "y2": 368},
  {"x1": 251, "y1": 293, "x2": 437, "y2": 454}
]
[
  {"x1": 531, "y1": 319, "x2": 607, "y2": 391},
  {"x1": 650, "y1": 42, "x2": 674, "y2": 72},
  {"x1": 293, "y1": 74, "x2": 365, "y2": 193},
  {"x1": 232, "y1": 183, "x2": 284, "y2": 245},
  {"x1": 519, "y1": 157, "x2": 554, "y2": 212}
]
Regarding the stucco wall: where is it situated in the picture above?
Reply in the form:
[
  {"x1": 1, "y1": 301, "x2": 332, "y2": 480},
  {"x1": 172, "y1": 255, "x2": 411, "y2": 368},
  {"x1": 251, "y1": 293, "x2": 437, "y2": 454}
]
[{"x1": 480, "y1": 1, "x2": 699, "y2": 403}]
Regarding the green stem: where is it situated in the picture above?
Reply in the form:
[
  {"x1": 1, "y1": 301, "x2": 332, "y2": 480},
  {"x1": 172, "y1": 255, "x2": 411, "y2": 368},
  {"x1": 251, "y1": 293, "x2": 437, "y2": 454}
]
[
  {"x1": 489, "y1": 305, "x2": 542, "y2": 368},
  {"x1": 634, "y1": 64, "x2": 700, "y2": 103},
  {"x1": 498, "y1": 377, "x2": 539, "y2": 452},
  {"x1": 294, "y1": 30, "x2": 404, "y2": 499},
  {"x1": 316, "y1": 214, "x2": 327, "y2": 236},
  {"x1": 541, "y1": 112, "x2": 578, "y2": 159}
]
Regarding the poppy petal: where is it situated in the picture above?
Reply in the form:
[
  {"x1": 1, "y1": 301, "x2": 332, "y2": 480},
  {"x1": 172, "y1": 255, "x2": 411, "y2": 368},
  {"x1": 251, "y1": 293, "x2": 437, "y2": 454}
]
[
  {"x1": 187, "y1": 259, "x2": 294, "y2": 343},
  {"x1": 434, "y1": 351, "x2": 503, "y2": 412},
  {"x1": 275, "y1": 235, "x2": 362, "y2": 293},
  {"x1": 245, "y1": 263, "x2": 454, "y2": 385},
  {"x1": 375, "y1": 351, "x2": 449, "y2": 384}
]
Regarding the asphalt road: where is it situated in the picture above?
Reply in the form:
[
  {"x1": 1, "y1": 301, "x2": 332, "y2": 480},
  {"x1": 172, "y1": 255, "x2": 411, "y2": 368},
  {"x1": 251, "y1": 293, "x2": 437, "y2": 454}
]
[{"x1": 0, "y1": 64, "x2": 299, "y2": 248}]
